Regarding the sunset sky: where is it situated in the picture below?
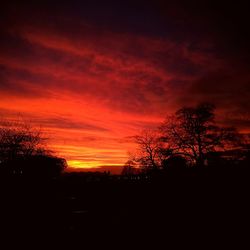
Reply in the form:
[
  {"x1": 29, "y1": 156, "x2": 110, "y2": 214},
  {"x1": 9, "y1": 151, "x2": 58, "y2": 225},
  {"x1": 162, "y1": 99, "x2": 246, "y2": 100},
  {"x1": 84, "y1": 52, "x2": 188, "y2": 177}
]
[{"x1": 1, "y1": 1, "x2": 250, "y2": 173}]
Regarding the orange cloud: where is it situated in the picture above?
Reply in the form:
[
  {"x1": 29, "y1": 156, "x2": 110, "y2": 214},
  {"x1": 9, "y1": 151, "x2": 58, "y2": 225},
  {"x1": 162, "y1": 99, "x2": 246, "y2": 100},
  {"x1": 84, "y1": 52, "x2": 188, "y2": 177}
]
[{"x1": 1, "y1": 10, "x2": 249, "y2": 173}]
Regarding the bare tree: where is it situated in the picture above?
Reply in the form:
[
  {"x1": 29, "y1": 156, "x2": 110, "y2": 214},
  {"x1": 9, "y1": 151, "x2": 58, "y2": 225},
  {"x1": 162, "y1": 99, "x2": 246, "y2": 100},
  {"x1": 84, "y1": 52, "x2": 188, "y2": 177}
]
[
  {"x1": 160, "y1": 103, "x2": 242, "y2": 166},
  {"x1": 122, "y1": 160, "x2": 141, "y2": 175},
  {"x1": 131, "y1": 129, "x2": 171, "y2": 171},
  {"x1": 0, "y1": 120, "x2": 66, "y2": 176},
  {"x1": 0, "y1": 121, "x2": 47, "y2": 164}
]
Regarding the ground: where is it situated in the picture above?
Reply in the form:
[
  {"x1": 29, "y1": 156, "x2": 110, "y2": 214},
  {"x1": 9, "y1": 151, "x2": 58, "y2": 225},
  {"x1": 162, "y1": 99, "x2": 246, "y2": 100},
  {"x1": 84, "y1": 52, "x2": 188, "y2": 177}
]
[{"x1": 0, "y1": 167, "x2": 249, "y2": 248}]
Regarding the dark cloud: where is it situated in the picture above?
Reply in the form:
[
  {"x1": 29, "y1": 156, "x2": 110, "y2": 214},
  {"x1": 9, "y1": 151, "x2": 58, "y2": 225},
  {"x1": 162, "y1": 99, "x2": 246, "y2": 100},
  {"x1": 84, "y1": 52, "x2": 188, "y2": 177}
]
[
  {"x1": 38, "y1": 118, "x2": 109, "y2": 132},
  {"x1": 178, "y1": 68, "x2": 250, "y2": 130},
  {"x1": 0, "y1": 108, "x2": 109, "y2": 132}
]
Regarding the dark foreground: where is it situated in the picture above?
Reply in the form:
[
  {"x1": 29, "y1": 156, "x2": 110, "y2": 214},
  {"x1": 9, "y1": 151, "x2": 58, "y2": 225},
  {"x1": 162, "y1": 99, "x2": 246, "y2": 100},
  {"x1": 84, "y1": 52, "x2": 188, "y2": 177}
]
[{"x1": 0, "y1": 167, "x2": 249, "y2": 249}]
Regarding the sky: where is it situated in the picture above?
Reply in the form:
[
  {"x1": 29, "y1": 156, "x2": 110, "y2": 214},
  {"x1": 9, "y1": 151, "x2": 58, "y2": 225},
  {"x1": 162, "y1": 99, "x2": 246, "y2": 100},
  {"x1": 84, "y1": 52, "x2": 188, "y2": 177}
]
[{"x1": 1, "y1": 0, "x2": 250, "y2": 173}]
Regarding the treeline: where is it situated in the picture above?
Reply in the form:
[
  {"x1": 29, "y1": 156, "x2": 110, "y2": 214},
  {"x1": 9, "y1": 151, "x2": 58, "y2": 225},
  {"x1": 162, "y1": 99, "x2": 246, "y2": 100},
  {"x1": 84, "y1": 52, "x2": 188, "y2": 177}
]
[
  {"x1": 1, "y1": 103, "x2": 249, "y2": 179},
  {"x1": 0, "y1": 121, "x2": 67, "y2": 178},
  {"x1": 123, "y1": 103, "x2": 250, "y2": 175}
]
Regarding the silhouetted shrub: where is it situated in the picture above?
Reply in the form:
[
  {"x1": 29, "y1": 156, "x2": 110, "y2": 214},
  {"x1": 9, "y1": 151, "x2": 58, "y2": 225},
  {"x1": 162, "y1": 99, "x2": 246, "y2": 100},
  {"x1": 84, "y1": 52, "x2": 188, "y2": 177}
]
[{"x1": 162, "y1": 155, "x2": 187, "y2": 171}]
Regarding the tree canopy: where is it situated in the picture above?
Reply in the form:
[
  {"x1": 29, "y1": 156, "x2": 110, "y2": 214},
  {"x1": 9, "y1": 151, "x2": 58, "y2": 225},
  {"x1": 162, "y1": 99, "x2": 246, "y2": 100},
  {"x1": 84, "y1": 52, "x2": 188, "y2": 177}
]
[
  {"x1": 0, "y1": 121, "x2": 67, "y2": 177},
  {"x1": 124, "y1": 103, "x2": 244, "y2": 173},
  {"x1": 161, "y1": 103, "x2": 242, "y2": 166}
]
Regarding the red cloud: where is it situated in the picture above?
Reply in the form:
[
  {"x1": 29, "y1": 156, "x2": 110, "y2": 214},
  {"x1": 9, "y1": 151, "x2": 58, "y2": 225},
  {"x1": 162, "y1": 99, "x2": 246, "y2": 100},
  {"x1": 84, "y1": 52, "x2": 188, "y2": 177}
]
[{"x1": 1, "y1": 15, "x2": 248, "y2": 173}]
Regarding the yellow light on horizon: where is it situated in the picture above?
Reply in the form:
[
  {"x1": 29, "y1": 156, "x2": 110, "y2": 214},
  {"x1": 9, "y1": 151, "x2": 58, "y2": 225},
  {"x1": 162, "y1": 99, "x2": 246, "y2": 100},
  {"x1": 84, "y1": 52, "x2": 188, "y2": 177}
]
[
  {"x1": 68, "y1": 160, "x2": 101, "y2": 169},
  {"x1": 67, "y1": 160, "x2": 124, "y2": 170}
]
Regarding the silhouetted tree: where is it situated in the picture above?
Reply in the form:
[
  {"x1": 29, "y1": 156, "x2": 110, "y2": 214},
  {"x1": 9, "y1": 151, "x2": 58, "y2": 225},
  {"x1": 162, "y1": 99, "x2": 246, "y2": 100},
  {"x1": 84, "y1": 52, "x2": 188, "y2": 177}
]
[
  {"x1": 131, "y1": 130, "x2": 170, "y2": 171},
  {"x1": 122, "y1": 160, "x2": 141, "y2": 175},
  {"x1": 160, "y1": 103, "x2": 242, "y2": 166},
  {"x1": 0, "y1": 121, "x2": 45, "y2": 162},
  {"x1": 0, "y1": 121, "x2": 67, "y2": 177}
]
